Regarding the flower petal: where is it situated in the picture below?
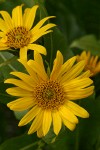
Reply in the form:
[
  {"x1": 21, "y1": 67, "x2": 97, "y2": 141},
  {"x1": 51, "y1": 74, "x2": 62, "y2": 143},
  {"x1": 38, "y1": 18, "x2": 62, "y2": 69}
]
[
  {"x1": 63, "y1": 78, "x2": 93, "y2": 89},
  {"x1": 31, "y1": 16, "x2": 55, "y2": 33},
  {"x1": 60, "y1": 61, "x2": 85, "y2": 84},
  {"x1": 65, "y1": 101, "x2": 89, "y2": 118},
  {"x1": 52, "y1": 111, "x2": 62, "y2": 135},
  {"x1": 37, "y1": 127, "x2": 44, "y2": 138},
  {"x1": 23, "y1": 5, "x2": 39, "y2": 30},
  {"x1": 6, "y1": 87, "x2": 33, "y2": 97},
  {"x1": 28, "y1": 59, "x2": 48, "y2": 81},
  {"x1": 0, "y1": 11, "x2": 13, "y2": 30},
  {"x1": 20, "y1": 46, "x2": 28, "y2": 61},
  {"x1": 0, "y1": 32, "x2": 4, "y2": 37},
  {"x1": 7, "y1": 97, "x2": 33, "y2": 107},
  {"x1": 7, "y1": 97, "x2": 35, "y2": 111},
  {"x1": 28, "y1": 44, "x2": 46, "y2": 55},
  {"x1": 5, "y1": 78, "x2": 34, "y2": 91},
  {"x1": 18, "y1": 105, "x2": 41, "y2": 126},
  {"x1": 0, "y1": 18, "x2": 8, "y2": 32},
  {"x1": 58, "y1": 105, "x2": 78, "y2": 124},
  {"x1": 18, "y1": 59, "x2": 39, "y2": 84},
  {"x1": 30, "y1": 23, "x2": 56, "y2": 43},
  {"x1": 65, "y1": 86, "x2": 94, "y2": 100},
  {"x1": 75, "y1": 70, "x2": 91, "y2": 79},
  {"x1": 12, "y1": 5, "x2": 23, "y2": 27},
  {"x1": 50, "y1": 50, "x2": 63, "y2": 80},
  {"x1": 10, "y1": 72, "x2": 36, "y2": 87},
  {"x1": 57, "y1": 56, "x2": 76, "y2": 79},
  {"x1": 43, "y1": 110, "x2": 52, "y2": 136},
  {"x1": 28, "y1": 110, "x2": 44, "y2": 134},
  {"x1": 62, "y1": 117, "x2": 76, "y2": 131}
]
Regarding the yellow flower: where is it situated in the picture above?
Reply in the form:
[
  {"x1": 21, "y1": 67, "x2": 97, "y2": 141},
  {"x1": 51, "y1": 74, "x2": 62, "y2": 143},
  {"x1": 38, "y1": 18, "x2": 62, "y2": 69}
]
[
  {"x1": 5, "y1": 51, "x2": 94, "y2": 137},
  {"x1": 0, "y1": 5, "x2": 56, "y2": 60},
  {"x1": 77, "y1": 51, "x2": 100, "y2": 76}
]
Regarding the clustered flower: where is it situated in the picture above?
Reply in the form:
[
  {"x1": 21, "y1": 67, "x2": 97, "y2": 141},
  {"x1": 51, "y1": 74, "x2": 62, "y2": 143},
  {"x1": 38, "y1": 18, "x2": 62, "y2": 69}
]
[{"x1": 0, "y1": 5, "x2": 97, "y2": 137}]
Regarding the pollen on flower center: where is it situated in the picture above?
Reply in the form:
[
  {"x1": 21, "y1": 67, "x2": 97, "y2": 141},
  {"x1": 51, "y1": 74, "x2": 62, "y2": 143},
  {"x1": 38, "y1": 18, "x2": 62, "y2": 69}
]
[
  {"x1": 6, "y1": 27, "x2": 32, "y2": 49},
  {"x1": 34, "y1": 80, "x2": 65, "y2": 110}
]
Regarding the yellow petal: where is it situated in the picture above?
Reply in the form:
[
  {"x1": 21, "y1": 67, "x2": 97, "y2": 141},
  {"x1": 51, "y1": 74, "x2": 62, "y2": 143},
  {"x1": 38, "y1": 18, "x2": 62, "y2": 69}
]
[
  {"x1": 52, "y1": 111, "x2": 62, "y2": 135},
  {"x1": 75, "y1": 70, "x2": 91, "y2": 79},
  {"x1": 57, "y1": 56, "x2": 76, "y2": 79},
  {"x1": 12, "y1": 5, "x2": 23, "y2": 27},
  {"x1": 37, "y1": 126, "x2": 44, "y2": 138},
  {"x1": 0, "y1": 11, "x2": 13, "y2": 30},
  {"x1": 0, "y1": 46, "x2": 9, "y2": 50},
  {"x1": 10, "y1": 72, "x2": 36, "y2": 87},
  {"x1": 5, "y1": 78, "x2": 34, "y2": 91},
  {"x1": 58, "y1": 105, "x2": 78, "y2": 124},
  {"x1": 24, "y1": 5, "x2": 39, "y2": 30},
  {"x1": 0, "y1": 32, "x2": 4, "y2": 37},
  {"x1": 31, "y1": 16, "x2": 55, "y2": 33},
  {"x1": 34, "y1": 50, "x2": 44, "y2": 67},
  {"x1": 60, "y1": 61, "x2": 85, "y2": 84},
  {"x1": 30, "y1": 24, "x2": 56, "y2": 43},
  {"x1": 28, "y1": 44, "x2": 47, "y2": 55},
  {"x1": 6, "y1": 87, "x2": 33, "y2": 97},
  {"x1": 7, "y1": 97, "x2": 34, "y2": 107},
  {"x1": 66, "y1": 86, "x2": 94, "y2": 100},
  {"x1": 34, "y1": 51, "x2": 47, "y2": 76},
  {"x1": 23, "y1": 8, "x2": 30, "y2": 24},
  {"x1": 28, "y1": 60, "x2": 48, "y2": 81},
  {"x1": 62, "y1": 118, "x2": 76, "y2": 131},
  {"x1": 43, "y1": 110, "x2": 52, "y2": 136},
  {"x1": 50, "y1": 50, "x2": 63, "y2": 80},
  {"x1": 63, "y1": 78, "x2": 93, "y2": 89},
  {"x1": 7, "y1": 97, "x2": 35, "y2": 111},
  {"x1": 0, "y1": 18, "x2": 8, "y2": 32},
  {"x1": 20, "y1": 46, "x2": 28, "y2": 61},
  {"x1": 66, "y1": 101, "x2": 89, "y2": 118},
  {"x1": 18, "y1": 59, "x2": 39, "y2": 84},
  {"x1": 92, "y1": 56, "x2": 98, "y2": 67},
  {"x1": 18, "y1": 105, "x2": 41, "y2": 126},
  {"x1": 28, "y1": 110, "x2": 44, "y2": 134}
]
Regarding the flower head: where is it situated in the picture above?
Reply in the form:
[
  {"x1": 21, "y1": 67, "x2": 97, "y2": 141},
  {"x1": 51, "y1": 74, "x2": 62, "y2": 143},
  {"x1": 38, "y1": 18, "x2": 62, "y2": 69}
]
[
  {"x1": 77, "y1": 51, "x2": 100, "y2": 76},
  {"x1": 5, "y1": 51, "x2": 94, "y2": 137},
  {"x1": 0, "y1": 5, "x2": 56, "y2": 60}
]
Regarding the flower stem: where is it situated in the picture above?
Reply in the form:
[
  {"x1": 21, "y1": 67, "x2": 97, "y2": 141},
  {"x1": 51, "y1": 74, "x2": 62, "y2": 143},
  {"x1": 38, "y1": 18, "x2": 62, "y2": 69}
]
[
  {"x1": 20, "y1": 140, "x2": 45, "y2": 150},
  {"x1": 0, "y1": 53, "x2": 17, "y2": 70},
  {"x1": 49, "y1": 32, "x2": 53, "y2": 70},
  {"x1": 75, "y1": 125, "x2": 80, "y2": 150}
]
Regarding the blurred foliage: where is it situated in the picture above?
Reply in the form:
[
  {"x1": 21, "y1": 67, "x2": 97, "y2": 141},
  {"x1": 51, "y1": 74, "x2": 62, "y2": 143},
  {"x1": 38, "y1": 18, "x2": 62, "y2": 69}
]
[{"x1": 0, "y1": 0, "x2": 100, "y2": 150}]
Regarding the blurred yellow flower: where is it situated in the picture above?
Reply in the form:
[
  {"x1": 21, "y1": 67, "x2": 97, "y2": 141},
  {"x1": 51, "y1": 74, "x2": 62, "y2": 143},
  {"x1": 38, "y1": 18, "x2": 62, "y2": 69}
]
[
  {"x1": 77, "y1": 51, "x2": 100, "y2": 76},
  {"x1": 0, "y1": 5, "x2": 56, "y2": 60},
  {"x1": 5, "y1": 51, "x2": 94, "y2": 137}
]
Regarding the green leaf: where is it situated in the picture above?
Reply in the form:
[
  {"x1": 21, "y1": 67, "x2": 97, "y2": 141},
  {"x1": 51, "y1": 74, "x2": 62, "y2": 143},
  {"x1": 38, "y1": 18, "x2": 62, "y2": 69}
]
[
  {"x1": 0, "y1": 52, "x2": 25, "y2": 79},
  {"x1": 70, "y1": 35, "x2": 100, "y2": 56},
  {"x1": 0, "y1": 134, "x2": 40, "y2": 150},
  {"x1": 77, "y1": 95, "x2": 100, "y2": 150},
  {"x1": 44, "y1": 27, "x2": 73, "y2": 69}
]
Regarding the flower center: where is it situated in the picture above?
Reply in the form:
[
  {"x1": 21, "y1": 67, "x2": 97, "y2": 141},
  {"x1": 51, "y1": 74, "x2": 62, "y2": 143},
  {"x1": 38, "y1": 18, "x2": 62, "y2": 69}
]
[
  {"x1": 6, "y1": 26, "x2": 32, "y2": 49},
  {"x1": 34, "y1": 80, "x2": 65, "y2": 110}
]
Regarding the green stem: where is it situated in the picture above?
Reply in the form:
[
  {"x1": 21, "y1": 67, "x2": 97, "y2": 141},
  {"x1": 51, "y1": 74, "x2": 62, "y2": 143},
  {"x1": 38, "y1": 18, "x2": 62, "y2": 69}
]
[
  {"x1": 49, "y1": 32, "x2": 53, "y2": 70},
  {"x1": 75, "y1": 125, "x2": 80, "y2": 150},
  {"x1": 0, "y1": 53, "x2": 17, "y2": 70},
  {"x1": 20, "y1": 140, "x2": 41, "y2": 150},
  {"x1": 35, "y1": 1, "x2": 54, "y2": 70},
  {"x1": 75, "y1": 101, "x2": 81, "y2": 150}
]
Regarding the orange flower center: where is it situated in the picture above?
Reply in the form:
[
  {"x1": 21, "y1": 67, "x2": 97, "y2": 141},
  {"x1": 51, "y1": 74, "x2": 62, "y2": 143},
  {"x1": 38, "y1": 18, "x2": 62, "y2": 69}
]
[
  {"x1": 34, "y1": 80, "x2": 65, "y2": 110},
  {"x1": 6, "y1": 26, "x2": 32, "y2": 49}
]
